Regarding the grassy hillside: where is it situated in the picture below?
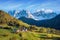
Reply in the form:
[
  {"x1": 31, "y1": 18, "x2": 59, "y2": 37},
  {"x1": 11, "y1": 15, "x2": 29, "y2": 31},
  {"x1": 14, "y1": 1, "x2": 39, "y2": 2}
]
[
  {"x1": 0, "y1": 10, "x2": 60, "y2": 40},
  {"x1": 0, "y1": 10, "x2": 30, "y2": 27}
]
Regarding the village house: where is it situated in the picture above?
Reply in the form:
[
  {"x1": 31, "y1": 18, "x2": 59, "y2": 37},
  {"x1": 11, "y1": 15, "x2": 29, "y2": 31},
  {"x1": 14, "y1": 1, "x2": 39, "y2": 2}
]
[{"x1": 16, "y1": 26, "x2": 28, "y2": 33}]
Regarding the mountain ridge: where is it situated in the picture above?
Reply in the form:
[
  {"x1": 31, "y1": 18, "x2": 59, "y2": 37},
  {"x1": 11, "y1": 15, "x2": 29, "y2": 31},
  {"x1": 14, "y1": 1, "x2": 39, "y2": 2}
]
[{"x1": 19, "y1": 14, "x2": 60, "y2": 30}]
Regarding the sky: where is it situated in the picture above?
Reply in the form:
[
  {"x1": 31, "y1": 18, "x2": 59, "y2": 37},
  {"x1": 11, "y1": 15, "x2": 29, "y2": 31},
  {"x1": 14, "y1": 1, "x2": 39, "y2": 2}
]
[{"x1": 0, "y1": 0, "x2": 60, "y2": 13}]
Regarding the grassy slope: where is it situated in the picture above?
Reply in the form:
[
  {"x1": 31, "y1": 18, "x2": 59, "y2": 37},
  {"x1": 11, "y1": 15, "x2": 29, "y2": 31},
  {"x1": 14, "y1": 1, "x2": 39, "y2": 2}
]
[
  {"x1": 0, "y1": 10, "x2": 30, "y2": 28},
  {"x1": 0, "y1": 29, "x2": 60, "y2": 40},
  {"x1": 0, "y1": 29, "x2": 20, "y2": 40}
]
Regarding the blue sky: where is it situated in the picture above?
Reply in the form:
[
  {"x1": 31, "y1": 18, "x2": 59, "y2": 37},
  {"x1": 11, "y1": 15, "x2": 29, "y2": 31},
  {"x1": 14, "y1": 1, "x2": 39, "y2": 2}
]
[{"x1": 0, "y1": 0, "x2": 60, "y2": 13}]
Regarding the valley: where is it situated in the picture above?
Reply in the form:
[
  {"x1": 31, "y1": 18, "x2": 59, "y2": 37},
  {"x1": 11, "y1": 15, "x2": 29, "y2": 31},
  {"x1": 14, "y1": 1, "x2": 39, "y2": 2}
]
[{"x1": 0, "y1": 10, "x2": 60, "y2": 40}]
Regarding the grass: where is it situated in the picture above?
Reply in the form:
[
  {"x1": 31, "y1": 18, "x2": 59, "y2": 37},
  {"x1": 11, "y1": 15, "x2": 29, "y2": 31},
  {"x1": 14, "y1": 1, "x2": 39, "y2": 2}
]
[
  {"x1": 0, "y1": 29, "x2": 20, "y2": 40},
  {"x1": 18, "y1": 31, "x2": 60, "y2": 40},
  {"x1": 0, "y1": 26, "x2": 60, "y2": 40},
  {"x1": 0, "y1": 28, "x2": 60, "y2": 40}
]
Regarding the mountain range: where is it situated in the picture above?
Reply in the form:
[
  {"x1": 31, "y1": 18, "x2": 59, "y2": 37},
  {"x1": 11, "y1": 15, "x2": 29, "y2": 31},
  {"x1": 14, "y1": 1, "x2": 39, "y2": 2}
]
[{"x1": 8, "y1": 10, "x2": 57, "y2": 20}]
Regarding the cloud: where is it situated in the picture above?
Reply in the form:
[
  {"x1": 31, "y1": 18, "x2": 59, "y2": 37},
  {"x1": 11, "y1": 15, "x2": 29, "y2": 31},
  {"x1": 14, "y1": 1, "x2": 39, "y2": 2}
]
[
  {"x1": 36, "y1": 8, "x2": 45, "y2": 12},
  {"x1": 7, "y1": 4, "x2": 22, "y2": 9},
  {"x1": 0, "y1": 0, "x2": 23, "y2": 10},
  {"x1": 36, "y1": 8, "x2": 53, "y2": 13},
  {"x1": 44, "y1": 9, "x2": 53, "y2": 13},
  {"x1": 26, "y1": 4, "x2": 36, "y2": 9},
  {"x1": 0, "y1": 0, "x2": 60, "y2": 13}
]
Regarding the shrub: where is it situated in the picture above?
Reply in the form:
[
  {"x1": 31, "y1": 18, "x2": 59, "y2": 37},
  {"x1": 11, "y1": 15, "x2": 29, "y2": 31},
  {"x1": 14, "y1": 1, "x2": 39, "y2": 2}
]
[{"x1": 10, "y1": 37, "x2": 17, "y2": 40}]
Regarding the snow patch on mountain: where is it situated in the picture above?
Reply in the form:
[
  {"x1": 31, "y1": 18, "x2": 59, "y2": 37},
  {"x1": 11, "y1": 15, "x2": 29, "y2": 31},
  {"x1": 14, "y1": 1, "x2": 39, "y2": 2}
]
[
  {"x1": 36, "y1": 9, "x2": 53, "y2": 13},
  {"x1": 26, "y1": 11, "x2": 35, "y2": 19},
  {"x1": 14, "y1": 10, "x2": 20, "y2": 17},
  {"x1": 44, "y1": 9, "x2": 53, "y2": 13}
]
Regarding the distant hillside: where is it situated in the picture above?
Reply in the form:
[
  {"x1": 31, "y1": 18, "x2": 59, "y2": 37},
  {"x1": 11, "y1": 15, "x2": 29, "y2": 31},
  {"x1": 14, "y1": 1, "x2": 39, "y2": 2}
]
[
  {"x1": 0, "y1": 10, "x2": 29, "y2": 27},
  {"x1": 19, "y1": 14, "x2": 60, "y2": 30}
]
